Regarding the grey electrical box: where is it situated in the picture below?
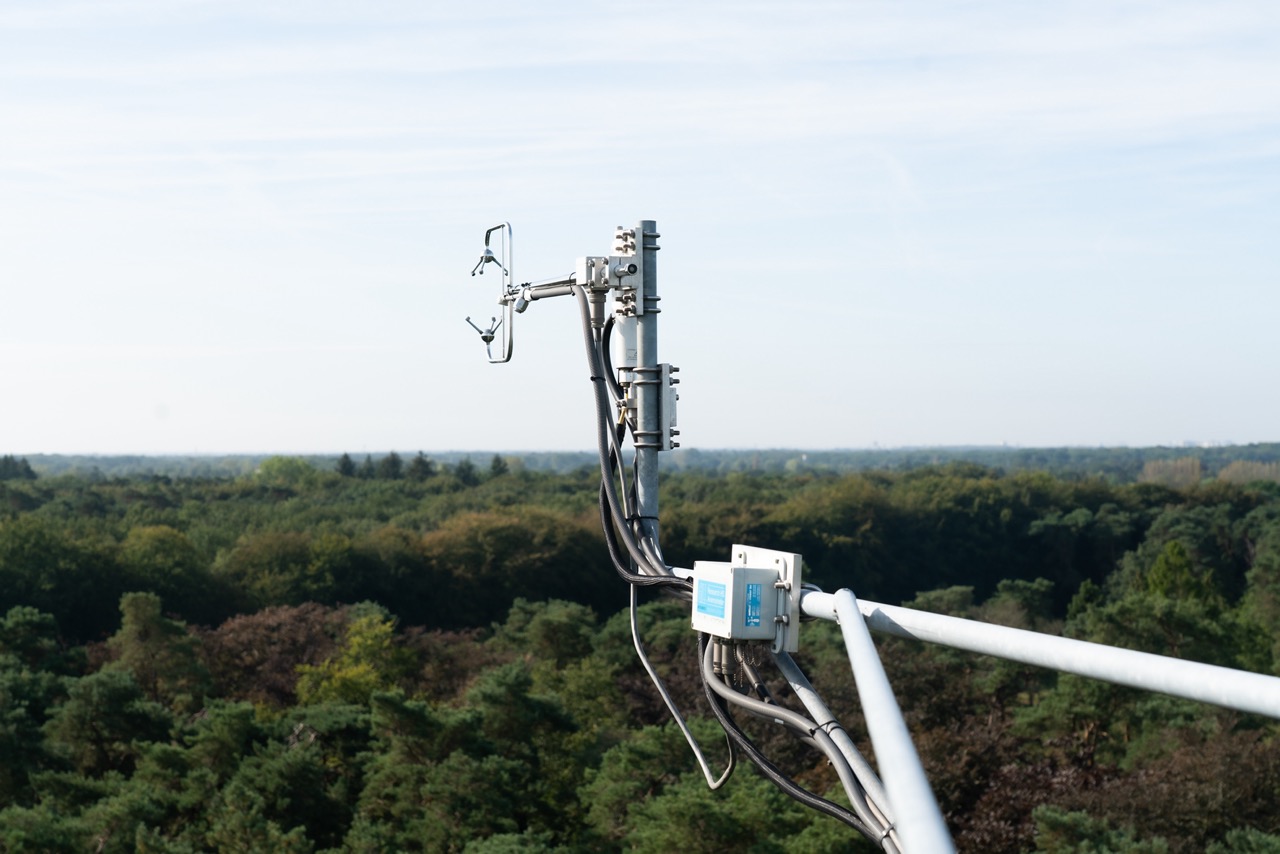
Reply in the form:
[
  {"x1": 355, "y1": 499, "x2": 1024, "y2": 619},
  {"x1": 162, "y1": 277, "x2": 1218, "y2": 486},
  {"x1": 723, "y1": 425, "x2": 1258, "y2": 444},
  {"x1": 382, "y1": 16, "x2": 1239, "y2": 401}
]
[
  {"x1": 689, "y1": 545, "x2": 803, "y2": 653},
  {"x1": 691, "y1": 562, "x2": 780, "y2": 643}
]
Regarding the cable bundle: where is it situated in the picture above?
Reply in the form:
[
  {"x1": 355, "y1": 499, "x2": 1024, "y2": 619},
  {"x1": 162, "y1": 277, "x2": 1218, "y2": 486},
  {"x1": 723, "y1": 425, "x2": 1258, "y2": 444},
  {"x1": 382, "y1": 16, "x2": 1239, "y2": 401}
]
[{"x1": 568, "y1": 284, "x2": 902, "y2": 851}]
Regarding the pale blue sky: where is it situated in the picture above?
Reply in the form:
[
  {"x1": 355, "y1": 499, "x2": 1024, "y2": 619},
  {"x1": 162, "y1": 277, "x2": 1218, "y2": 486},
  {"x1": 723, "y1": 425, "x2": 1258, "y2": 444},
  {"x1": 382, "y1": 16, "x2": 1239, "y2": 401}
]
[{"x1": 2, "y1": 0, "x2": 1277, "y2": 455}]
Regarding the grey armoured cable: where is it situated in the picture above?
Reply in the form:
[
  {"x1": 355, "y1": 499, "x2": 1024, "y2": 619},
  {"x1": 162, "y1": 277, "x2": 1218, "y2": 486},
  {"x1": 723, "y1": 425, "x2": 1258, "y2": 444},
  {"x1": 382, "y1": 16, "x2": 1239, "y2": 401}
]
[
  {"x1": 703, "y1": 642, "x2": 849, "y2": 755},
  {"x1": 697, "y1": 635, "x2": 877, "y2": 840},
  {"x1": 734, "y1": 659, "x2": 825, "y2": 751},
  {"x1": 700, "y1": 640, "x2": 891, "y2": 843},
  {"x1": 630, "y1": 585, "x2": 734, "y2": 789},
  {"x1": 772, "y1": 650, "x2": 894, "y2": 824}
]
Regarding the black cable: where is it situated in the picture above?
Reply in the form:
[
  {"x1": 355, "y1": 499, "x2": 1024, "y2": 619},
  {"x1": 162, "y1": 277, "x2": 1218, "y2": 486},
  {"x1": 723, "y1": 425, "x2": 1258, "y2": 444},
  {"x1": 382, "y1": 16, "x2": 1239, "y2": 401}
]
[
  {"x1": 597, "y1": 324, "x2": 635, "y2": 521},
  {"x1": 571, "y1": 287, "x2": 669, "y2": 578},
  {"x1": 588, "y1": 362, "x2": 686, "y2": 592},
  {"x1": 592, "y1": 297, "x2": 675, "y2": 589},
  {"x1": 738, "y1": 659, "x2": 777, "y2": 704},
  {"x1": 600, "y1": 315, "x2": 626, "y2": 401},
  {"x1": 697, "y1": 634, "x2": 881, "y2": 844},
  {"x1": 598, "y1": 483, "x2": 689, "y2": 590}
]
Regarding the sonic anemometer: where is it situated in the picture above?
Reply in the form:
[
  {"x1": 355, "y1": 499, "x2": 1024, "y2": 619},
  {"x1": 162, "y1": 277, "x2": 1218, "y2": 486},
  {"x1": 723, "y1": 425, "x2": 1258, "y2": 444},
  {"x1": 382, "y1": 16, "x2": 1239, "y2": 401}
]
[{"x1": 464, "y1": 222, "x2": 515, "y2": 362}]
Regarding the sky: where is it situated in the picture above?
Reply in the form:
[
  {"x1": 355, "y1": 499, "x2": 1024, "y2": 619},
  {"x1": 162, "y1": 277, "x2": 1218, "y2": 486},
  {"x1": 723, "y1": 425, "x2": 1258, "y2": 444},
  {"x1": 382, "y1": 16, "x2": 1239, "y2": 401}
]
[{"x1": 2, "y1": 0, "x2": 1278, "y2": 455}]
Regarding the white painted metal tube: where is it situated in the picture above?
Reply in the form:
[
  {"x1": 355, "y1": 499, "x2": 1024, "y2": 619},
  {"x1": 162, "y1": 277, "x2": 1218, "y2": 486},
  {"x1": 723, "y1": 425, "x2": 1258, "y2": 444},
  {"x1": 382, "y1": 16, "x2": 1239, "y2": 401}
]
[
  {"x1": 801, "y1": 590, "x2": 1280, "y2": 719},
  {"x1": 831, "y1": 590, "x2": 956, "y2": 854},
  {"x1": 772, "y1": 650, "x2": 894, "y2": 822}
]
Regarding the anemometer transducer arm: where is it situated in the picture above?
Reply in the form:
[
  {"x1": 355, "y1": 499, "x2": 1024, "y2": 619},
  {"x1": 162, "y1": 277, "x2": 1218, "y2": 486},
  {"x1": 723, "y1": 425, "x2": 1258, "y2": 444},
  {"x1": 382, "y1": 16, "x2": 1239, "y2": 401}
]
[{"x1": 470, "y1": 223, "x2": 511, "y2": 278}]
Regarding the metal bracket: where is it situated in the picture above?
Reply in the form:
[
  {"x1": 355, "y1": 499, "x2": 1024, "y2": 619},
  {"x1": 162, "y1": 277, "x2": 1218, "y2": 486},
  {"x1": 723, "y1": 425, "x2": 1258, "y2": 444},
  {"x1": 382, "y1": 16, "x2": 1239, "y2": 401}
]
[
  {"x1": 661, "y1": 363, "x2": 679, "y2": 450},
  {"x1": 611, "y1": 225, "x2": 644, "y2": 316}
]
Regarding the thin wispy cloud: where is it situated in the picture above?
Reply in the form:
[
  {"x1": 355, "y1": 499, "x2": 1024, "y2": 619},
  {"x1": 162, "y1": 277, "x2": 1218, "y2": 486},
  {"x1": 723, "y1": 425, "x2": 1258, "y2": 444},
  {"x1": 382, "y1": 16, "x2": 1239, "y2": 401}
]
[{"x1": 2, "y1": 0, "x2": 1277, "y2": 453}]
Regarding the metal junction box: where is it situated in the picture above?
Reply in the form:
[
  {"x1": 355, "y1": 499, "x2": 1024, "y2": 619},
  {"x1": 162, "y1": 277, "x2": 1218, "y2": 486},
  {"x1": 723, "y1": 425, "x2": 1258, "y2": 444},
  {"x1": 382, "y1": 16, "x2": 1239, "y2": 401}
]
[
  {"x1": 691, "y1": 562, "x2": 780, "y2": 644},
  {"x1": 689, "y1": 545, "x2": 803, "y2": 653}
]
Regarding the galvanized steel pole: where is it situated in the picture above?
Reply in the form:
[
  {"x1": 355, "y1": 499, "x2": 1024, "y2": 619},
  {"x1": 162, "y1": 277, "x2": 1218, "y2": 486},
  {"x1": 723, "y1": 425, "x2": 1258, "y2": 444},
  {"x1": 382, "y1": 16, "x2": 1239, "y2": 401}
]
[{"x1": 634, "y1": 220, "x2": 661, "y2": 546}]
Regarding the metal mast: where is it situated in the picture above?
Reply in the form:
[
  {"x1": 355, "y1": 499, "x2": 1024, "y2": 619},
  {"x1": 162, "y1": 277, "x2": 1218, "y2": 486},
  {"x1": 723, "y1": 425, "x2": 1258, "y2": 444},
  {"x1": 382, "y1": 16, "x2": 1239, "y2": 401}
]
[{"x1": 634, "y1": 220, "x2": 664, "y2": 550}]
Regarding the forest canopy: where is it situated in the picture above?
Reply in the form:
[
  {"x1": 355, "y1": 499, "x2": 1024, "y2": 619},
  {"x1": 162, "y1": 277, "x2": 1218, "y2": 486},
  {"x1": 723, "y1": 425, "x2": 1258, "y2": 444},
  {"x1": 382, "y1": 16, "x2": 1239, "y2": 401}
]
[{"x1": 1, "y1": 455, "x2": 1279, "y2": 851}]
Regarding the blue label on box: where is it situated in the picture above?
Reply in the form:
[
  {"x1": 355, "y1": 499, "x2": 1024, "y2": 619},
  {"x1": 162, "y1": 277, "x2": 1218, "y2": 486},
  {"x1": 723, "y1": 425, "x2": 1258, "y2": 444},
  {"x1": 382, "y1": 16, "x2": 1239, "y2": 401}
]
[
  {"x1": 745, "y1": 582, "x2": 762, "y2": 627},
  {"x1": 697, "y1": 581, "x2": 727, "y2": 619}
]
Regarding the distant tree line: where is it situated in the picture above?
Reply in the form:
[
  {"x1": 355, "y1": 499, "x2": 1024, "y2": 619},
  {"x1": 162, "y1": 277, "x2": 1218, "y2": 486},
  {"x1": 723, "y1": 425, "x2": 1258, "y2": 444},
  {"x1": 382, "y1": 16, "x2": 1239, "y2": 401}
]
[
  {"x1": 18, "y1": 443, "x2": 1280, "y2": 482},
  {"x1": 332, "y1": 452, "x2": 510, "y2": 485}
]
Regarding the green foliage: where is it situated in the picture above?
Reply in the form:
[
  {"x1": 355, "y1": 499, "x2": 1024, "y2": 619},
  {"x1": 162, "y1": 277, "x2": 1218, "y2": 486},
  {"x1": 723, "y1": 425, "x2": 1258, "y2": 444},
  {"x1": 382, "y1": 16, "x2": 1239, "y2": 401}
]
[
  {"x1": 214, "y1": 530, "x2": 314, "y2": 610},
  {"x1": 421, "y1": 508, "x2": 616, "y2": 628},
  {"x1": 454, "y1": 457, "x2": 480, "y2": 487},
  {"x1": 105, "y1": 593, "x2": 210, "y2": 712},
  {"x1": 1208, "y1": 828, "x2": 1280, "y2": 853},
  {"x1": 462, "y1": 829, "x2": 556, "y2": 853},
  {"x1": 489, "y1": 454, "x2": 510, "y2": 478},
  {"x1": 42, "y1": 670, "x2": 174, "y2": 777},
  {"x1": 118, "y1": 525, "x2": 227, "y2": 625},
  {"x1": 489, "y1": 598, "x2": 598, "y2": 667},
  {"x1": 1239, "y1": 509, "x2": 1280, "y2": 673},
  {"x1": 295, "y1": 608, "x2": 414, "y2": 706},
  {"x1": 335, "y1": 452, "x2": 356, "y2": 478},
  {"x1": 184, "y1": 701, "x2": 263, "y2": 779},
  {"x1": 202, "y1": 776, "x2": 316, "y2": 852},
  {"x1": 0, "y1": 462, "x2": 1278, "y2": 850},
  {"x1": 1032, "y1": 806, "x2": 1170, "y2": 853},
  {"x1": 255, "y1": 456, "x2": 319, "y2": 489},
  {"x1": 0, "y1": 802, "x2": 87, "y2": 851},
  {"x1": 405, "y1": 451, "x2": 436, "y2": 482},
  {"x1": 623, "y1": 767, "x2": 818, "y2": 854},
  {"x1": 580, "y1": 719, "x2": 729, "y2": 844},
  {"x1": 0, "y1": 456, "x2": 37, "y2": 482},
  {"x1": 0, "y1": 659, "x2": 62, "y2": 805},
  {"x1": 376, "y1": 452, "x2": 403, "y2": 481},
  {"x1": 0, "y1": 605, "x2": 69, "y2": 673},
  {"x1": 0, "y1": 515, "x2": 126, "y2": 640}
]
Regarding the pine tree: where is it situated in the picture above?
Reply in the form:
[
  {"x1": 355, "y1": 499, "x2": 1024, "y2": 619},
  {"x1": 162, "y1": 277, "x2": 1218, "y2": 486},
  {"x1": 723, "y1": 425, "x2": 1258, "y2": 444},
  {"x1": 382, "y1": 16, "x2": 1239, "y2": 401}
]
[
  {"x1": 106, "y1": 592, "x2": 211, "y2": 712},
  {"x1": 454, "y1": 457, "x2": 479, "y2": 487},
  {"x1": 335, "y1": 453, "x2": 356, "y2": 477},
  {"x1": 376, "y1": 452, "x2": 404, "y2": 480},
  {"x1": 0, "y1": 456, "x2": 36, "y2": 481},
  {"x1": 405, "y1": 452, "x2": 436, "y2": 482}
]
